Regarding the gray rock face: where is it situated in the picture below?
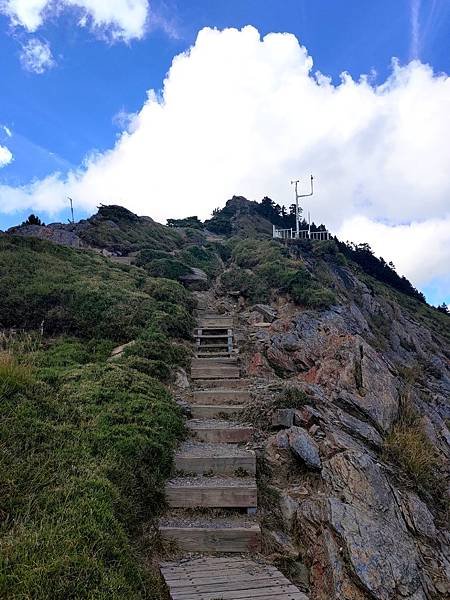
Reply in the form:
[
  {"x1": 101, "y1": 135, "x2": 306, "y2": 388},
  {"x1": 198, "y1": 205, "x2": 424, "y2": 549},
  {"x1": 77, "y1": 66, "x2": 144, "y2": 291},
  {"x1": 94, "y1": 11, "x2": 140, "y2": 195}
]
[
  {"x1": 250, "y1": 286, "x2": 450, "y2": 600},
  {"x1": 179, "y1": 267, "x2": 208, "y2": 290},
  {"x1": 287, "y1": 427, "x2": 322, "y2": 471},
  {"x1": 8, "y1": 224, "x2": 82, "y2": 248},
  {"x1": 328, "y1": 498, "x2": 423, "y2": 600},
  {"x1": 252, "y1": 303, "x2": 277, "y2": 322},
  {"x1": 271, "y1": 408, "x2": 294, "y2": 428}
]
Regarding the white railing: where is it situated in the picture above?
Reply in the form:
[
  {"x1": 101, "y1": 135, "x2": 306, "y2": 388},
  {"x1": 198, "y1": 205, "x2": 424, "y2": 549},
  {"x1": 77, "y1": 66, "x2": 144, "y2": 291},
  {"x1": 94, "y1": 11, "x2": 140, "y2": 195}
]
[{"x1": 273, "y1": 225, "x2": 330, "y2": 241}]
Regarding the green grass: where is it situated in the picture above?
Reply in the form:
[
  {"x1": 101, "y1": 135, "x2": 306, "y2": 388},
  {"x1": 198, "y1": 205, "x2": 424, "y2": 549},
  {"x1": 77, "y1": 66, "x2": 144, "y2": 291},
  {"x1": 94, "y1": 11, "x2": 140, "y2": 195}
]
[
  {"x1": 1, "y1": 355, "x2": 184, "y2": 599},
  {"x1": 78, "y1": 205, "x2": 183, "y2": 255},
  {"x1": 220, "y1": 238, "x2": 336, "y2": 308},
  {"x1": 383, "y1": 397, "x2": 445, "y2": 514},
  {"x1": 274, "y1": 387, "x2": 310, "y2": 409},
  {"x1": 0, "y1": 236, "x2": 195, "y2": 341},
  {"x1": 0, "y1": 237, "x2": 194, "y2": 599}
]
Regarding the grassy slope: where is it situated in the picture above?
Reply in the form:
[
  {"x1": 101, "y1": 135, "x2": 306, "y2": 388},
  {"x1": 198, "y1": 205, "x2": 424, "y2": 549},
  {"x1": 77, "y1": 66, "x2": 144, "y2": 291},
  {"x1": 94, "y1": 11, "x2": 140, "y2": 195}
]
[
  {"x1": 78, "y1": 205, "x2": 183, "y2": 255},
  {"x1": 0, "y1": 236, "x2": 194, "y2": 599}
]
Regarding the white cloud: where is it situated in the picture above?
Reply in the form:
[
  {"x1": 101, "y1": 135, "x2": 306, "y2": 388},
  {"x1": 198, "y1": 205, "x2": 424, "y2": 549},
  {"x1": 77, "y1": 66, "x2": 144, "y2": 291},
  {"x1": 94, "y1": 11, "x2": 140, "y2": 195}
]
[
  {"x1": 2, "y1": 125, "x2": 13, "y2": 137},
  {"x1": 0, "y1": 145, "x2": 13, "y2": 167},
  {"x1": 20, "y1": 38, "x2": 55, "y2": 73},
  {"x1": 337, "y1": 216, "x2": 450, "y2": 291},
  {"x1": 1, "y1": 0, "x2": 149, "y2": 41},
  {"x1": 0, "y1": 26, "x2": 449, "y2": 292}
]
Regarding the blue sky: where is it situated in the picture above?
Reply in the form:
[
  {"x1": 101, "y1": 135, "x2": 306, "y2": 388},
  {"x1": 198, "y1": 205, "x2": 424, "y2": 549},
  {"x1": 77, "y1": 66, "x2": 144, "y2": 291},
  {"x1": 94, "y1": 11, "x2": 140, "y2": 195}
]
[{"x1": 0, "y1": 0, "x2": 449, "y2": 305}]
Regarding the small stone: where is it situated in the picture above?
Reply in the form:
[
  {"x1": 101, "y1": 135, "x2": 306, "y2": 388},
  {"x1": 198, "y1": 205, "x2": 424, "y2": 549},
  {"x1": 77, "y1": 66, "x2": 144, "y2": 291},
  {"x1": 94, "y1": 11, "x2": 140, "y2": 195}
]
[
  {"x1": 252, "y1": 303, "x2": 277, "y2": 322},
  {"x1": 174, "y1": 367, "x2": 190, "y2": 389},
  {"x1": 272, "y1": 408, "x2": 295, "y2": 429},
  {"x1": 294, "y1": 405, "x2": 321, "y2": 428},
  {"x1": 276, "y1": 430, "x2": 290, "y2": 449}
]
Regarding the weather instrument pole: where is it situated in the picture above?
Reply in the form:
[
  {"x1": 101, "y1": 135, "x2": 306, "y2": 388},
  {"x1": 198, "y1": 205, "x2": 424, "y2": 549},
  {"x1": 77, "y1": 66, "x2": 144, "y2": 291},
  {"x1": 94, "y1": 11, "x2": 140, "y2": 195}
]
[
  {"x1": 290, "y1": 175, "x2": 314, "y2": 238},
  {"x1": 68, "y1": 197, "x2": 74, "y2": 224}
]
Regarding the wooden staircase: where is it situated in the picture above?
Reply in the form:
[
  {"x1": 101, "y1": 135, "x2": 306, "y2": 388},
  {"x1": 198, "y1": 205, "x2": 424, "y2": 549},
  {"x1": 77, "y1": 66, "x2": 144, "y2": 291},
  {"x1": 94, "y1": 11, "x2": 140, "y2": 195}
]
[
  {"x1": 159, "y1": 310, "x2": 307, "y2": 599},
  {"x1": 159, "y1": 312, "x2": 259, "y2": 553}
]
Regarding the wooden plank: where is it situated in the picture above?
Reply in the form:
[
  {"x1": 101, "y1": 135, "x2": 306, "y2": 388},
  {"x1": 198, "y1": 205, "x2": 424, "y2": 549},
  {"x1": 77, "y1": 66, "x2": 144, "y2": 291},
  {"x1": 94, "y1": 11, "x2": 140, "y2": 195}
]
[
  {"x1": 188, "y1": 425, "x2": 253, "y2": 443},
  {"x1": 165, "y1": 482, "x2": 257, "y2": 508},
  {"x1": 192, "y1": 389, "x2": 250, "y2": 404},
  {"x1": 190, "y1": 404, "x2": 243, "y2": 419},
  {"x1": 160, "y1": 556, "x2": 244, "y2": 569},
  {"x1": 196, "y1": 352, "x2": 232, "y2": 358},
  {"x1": 193, "y1": 379, "x2": 250, "y2": 389},
  {"x1": 171, "y1": 585, "x2": 304, "y2": 600},
  {"x1": 164, "y1": 568, "x2": 283, "y2": 582},
  {"x1": 162, "y1": 566, "x2": 279, "y2": 582},
  {"x1": 197, "y1": 318, "x2": 233, "y2": 327},
  {"x1": 159, "y1": 525, "x2": 261, "y2": 553},
  {"x1": 163, "y1": 568, "x2": 280, "y2": 583},
  {"x1": 175, "y1": 453, "x2": 255, "y2": 476},
  {"x1": 196, "y1": 334, "x2": 231, "y2": 339},
  {"x1": 191, "y1": 368, "x2": 240, "y2": 379},
  {"x1": 192, "y1": 357, "x2": 238, "y2": 365},
  {"x1": 170, "y1": 576, "x2": 289, "y2": 594}
]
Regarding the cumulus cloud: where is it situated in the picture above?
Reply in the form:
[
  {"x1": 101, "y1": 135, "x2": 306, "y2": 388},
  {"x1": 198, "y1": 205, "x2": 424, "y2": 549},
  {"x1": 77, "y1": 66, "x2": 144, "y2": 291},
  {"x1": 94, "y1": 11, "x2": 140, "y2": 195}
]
[
  {"x1": 0, "y1": 26, "x2": 449, "y2": 291},
  {"x1": 338, "y1": 216, "x2": 450, "y2": 291},
  {"x1": 0, "y1": 145, "x2": 13, "y2": 167},
  {"x1": 1, "y1": 0, "x2": 149, "y2": 41},
  {"x1": 20, "y1": 38, "x2": 55, "y2": 73}
]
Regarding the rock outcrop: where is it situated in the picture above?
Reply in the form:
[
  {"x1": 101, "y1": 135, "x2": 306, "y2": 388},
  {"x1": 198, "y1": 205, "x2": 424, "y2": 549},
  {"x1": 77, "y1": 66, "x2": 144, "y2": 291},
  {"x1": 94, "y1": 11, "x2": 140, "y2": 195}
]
[{"x1": 241, "y1": 266, "x2": 450, "y2": 599}]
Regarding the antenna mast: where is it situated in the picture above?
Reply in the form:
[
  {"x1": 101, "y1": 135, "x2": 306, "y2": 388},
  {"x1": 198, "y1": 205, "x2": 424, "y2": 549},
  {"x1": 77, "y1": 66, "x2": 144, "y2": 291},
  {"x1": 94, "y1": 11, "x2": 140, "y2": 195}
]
[
  {"x1": 68, "y1": 197, "x2": 74, "y2": 224},
  {"x1": 290, "y1": 175, "x2": 314, "y2": 238}
]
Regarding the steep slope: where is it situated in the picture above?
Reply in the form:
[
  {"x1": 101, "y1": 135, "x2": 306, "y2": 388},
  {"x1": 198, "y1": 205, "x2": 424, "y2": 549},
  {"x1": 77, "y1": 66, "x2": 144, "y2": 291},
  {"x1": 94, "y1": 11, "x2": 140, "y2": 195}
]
[
  {"x1": 2, "y1": 206, "x2": 448, "y2": 600},
  {"x1": 215, "y1": 237, "x2": 449, "y2": 599},
  {"x1": 0, "y1": 235, "x2": 194, "y2": 599}
]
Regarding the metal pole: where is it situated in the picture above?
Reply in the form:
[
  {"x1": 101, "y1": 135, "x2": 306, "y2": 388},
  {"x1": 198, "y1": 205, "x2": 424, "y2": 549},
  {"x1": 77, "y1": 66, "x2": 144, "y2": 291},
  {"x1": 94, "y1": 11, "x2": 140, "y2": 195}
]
[
  {"x1": 68, "y1": 197, "x2": 74, "y2": 224},
  {"x1": 291, "y1": 175, "x2": 314, "y2": 239},
  {"x1": 291, "y1": 180, "x2": 300, "y2": 238}
]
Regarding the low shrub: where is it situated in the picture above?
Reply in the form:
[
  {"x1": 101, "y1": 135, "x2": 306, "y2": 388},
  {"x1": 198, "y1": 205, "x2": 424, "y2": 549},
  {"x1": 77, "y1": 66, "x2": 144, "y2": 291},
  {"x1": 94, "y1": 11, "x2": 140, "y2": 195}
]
[
  {"x1": 179, "y1": 245, "x2": 221, "y2": 277},
  {"x1": 220, "y1": 268, "x2": 269, "y2": 303},
  {"x1": 0, "y1": 353, "x2": 35, "y2": 400},
  {"x1": 135, "y1": 248, "x2": 171, "y2": 267},
  {"x1": 225, "y1": 238, "x2": 335, "y2": 309},
  {"x1": 289, "y1": 282, "x2": 336, "y2": 309},
  {"x1": 274, "y1": 387, "x2": 310, "y2": 409},
  {"x1": 144, "y1": 258, "x2": 191, "y2": 280},
  {"x1": 384, "y1": 398, "x2": 440, "y2": 494}
]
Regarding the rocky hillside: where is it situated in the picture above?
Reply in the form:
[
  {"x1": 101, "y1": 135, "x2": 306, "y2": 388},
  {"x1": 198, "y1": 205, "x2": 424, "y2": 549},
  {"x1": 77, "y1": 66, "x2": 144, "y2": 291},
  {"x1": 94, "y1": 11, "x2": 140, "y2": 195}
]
[
  {"x1": 2, "y1": 204, "x2": 449, "y2": 599},
  {"x1": 213, "y1": 238, "x2": 449, "y2": 600}
]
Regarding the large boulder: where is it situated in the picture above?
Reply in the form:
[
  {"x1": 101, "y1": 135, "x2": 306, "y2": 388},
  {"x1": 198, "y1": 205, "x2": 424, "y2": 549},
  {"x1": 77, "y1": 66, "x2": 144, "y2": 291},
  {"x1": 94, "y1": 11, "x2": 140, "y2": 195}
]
[
  {"x1": 287, "y1": 426, "x2": 322, "y2": 471},
  {"x1": 179, "y1": 267, "x2": 208, "y2": 290}
]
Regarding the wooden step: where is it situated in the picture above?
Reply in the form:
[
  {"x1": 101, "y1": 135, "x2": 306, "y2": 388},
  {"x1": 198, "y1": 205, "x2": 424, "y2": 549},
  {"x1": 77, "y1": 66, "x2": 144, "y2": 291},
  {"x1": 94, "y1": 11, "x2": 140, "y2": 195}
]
[
  {"x1": 192, "y1": 389, "x2": 250, "y2": 404},
  {"x1": 175, "y1": 442, "x2": 256, "y2": 475},
  {"x1": 197, "y1": 318, "x2": 234, "y2": 329},
  {"x1": 196, "y1": 352, "x2": 231, "y2": 358},
  {"x1": 190, "y1": 404, "x2": 244, "y2": 419},
  {"x1": 165, "y1": 476, "x2": 257, "y2": 508},
  {"x1": 193, "y1": 378, "x2": 251, "y2": 389},
  {"x1": 187, "y1": 419, "x2": 253, "y2": 443},
  {"x1": 196, "y1": 334, "x2": 230, "y2": 339},
  {"x1": 159, "y1": 518, "x2": 261, "y2": 553},
  {"x1": 192, "y1": 357, "x2": 238, "y2": 365},
  {"x1": 160, "y1": 557, "x2": 308, "y2": 599},
  {"x1": 196, "y1": 343, "x2": 230, "y2": 349},
  {"x1": 191, "y1": 367, "x2": 240, "y2": 379}
]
